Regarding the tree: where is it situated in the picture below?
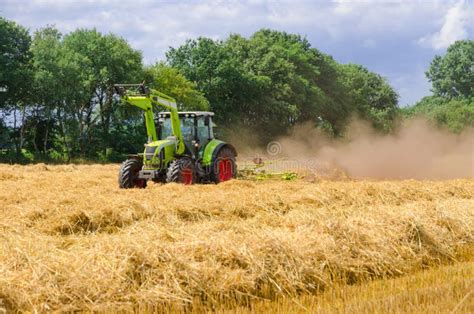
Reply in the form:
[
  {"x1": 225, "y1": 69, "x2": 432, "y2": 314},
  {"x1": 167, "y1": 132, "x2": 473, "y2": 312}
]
[
  {"x1": 167, "y1": 29, "x2": 400, "y2": 139},
  {"x1": 403, "y1": 96, "x2": 474, "y2": 133},
  {"x1": 1, "y1": 22, "x2": 406, "y2": 162},
  {"x1": 404, "y1": 40, "x2": 474, "y2": 133},
  {"x1": 0, "y1": 17, "x2": 32, "y2": 108},
  {"x1": 338, "y1": 64, "x2": 399, "y2": 132},
  {"x1": 0, "y1": 17, "x2": 33, "y2": 155},
  {"x1": 144, "y1": 62, "x2": 209, "y2": 111},
  {"x1": 426, "y1": 40, "x2": 474, "y2": 99},
  {"x1": 30, "y1": 26, "x2": 64, "y2": 155},
  {"x1": 167, "y1": 31, "x2": 324, "y2": 139},
  {"x1": 60, "y1": 29, "x2": 143, "y2": 155}
]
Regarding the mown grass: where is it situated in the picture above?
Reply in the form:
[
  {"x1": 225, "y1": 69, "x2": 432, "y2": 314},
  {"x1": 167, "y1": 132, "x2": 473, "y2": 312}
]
[
  {"x1": 0, "y1": 164, "x2": 473, "y2": 312},
  {"x1": 121, "y1": 246, "x2": 474, "y2": 313},
  {"x1": 229, "y1": 255, "x2": 474, "y2": 313}
]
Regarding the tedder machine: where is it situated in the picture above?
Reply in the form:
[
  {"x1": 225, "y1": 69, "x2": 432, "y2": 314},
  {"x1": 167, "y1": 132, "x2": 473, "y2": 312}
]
[{"x1": 114, "y1": 84, "x2": 237, "y2": 188}]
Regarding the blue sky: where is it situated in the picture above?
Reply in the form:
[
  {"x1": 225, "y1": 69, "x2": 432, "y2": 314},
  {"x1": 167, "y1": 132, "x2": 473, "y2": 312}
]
[{"x1": 1, "y1": 0, "x2": 473, "y2": 106}]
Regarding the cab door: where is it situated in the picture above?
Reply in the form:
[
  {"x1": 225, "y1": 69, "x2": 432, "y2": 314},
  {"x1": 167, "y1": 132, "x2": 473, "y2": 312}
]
[{"x1": 197, "y1": 115, "x2": 213, "y2": 158}]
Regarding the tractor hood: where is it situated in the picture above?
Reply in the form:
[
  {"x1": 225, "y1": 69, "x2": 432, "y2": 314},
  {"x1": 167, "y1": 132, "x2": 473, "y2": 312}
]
[{"x1": 143, "y1": 139, "x2": 176, "y2": 169}]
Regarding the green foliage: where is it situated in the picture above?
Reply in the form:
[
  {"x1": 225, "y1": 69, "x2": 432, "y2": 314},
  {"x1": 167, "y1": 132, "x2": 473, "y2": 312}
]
[
  {"x1": 281, "y1": 172, "x2": 298, "y2": 181},
  {"x1": 31, "y1": 27, "x2": 64, "y2": 106},
  {"x1": 47, "y1": 149, "x2": 69, "y2": 162},
  {"x1": 338, "y1": 64, "x2": 399, "y2": 132},
  {"x1": 426, "y1": 40, "x2": 473, "y2": 99},
  {"x1": 144, "y1": 62, "x2": 209, "y2": 111},
  {"x1": 0, "y1": 120, "x2": 10, "y2": 148},
  {"x1": 3, "y1": 24, "x2": 145, "y2": 161},
  {"x1": 59, "y1": 28, "x2": 143, "y2": 155},
  {"x1": 0, "y1": 17, "x2": 33, "y2": 108},
  {"x1": 404, "y1": 96, "x2": 474, "y2": 133},
  {"x1": 404, "y1": 40, "x2": 473, "y2": 133},
  {"x1": 167, "y1": 29, "x2": 399, "y2": 140},
  {"x1": 0, "y1": 148, "x2": 34, "y2": 164},
  {"x1": 7, "y1": 16, "x2": 471, "y2": 164},
  {"x1": 97, "y1": 148, "x2": 124, "y2": 163}
]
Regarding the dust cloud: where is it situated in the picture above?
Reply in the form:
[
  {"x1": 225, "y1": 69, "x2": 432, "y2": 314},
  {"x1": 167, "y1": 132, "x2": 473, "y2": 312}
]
[{"x1": 260, "y1": 119, "x2": 474, "y2": 180}]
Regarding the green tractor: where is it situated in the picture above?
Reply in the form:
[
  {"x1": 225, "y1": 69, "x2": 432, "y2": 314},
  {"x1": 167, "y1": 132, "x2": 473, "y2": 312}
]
[{"x1": 114, "y1": 84, "x2": 237, "y2": 188}]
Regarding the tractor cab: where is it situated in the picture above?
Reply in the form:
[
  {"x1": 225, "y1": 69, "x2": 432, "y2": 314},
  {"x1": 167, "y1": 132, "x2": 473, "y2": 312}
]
[{"x1": 157, "y1": 111, "x2": 215, "y2": 158}]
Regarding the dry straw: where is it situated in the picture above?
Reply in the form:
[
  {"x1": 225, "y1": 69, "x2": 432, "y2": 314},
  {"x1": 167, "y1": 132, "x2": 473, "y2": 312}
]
[{"x1": 0, "y1": 164, "x2": 472, "y2": 311}]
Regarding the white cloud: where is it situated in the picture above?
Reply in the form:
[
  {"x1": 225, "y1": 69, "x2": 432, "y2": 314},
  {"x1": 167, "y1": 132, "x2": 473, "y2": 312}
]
[
  {"x1": 2, "y1": 0, "x2": 461, "y2": 59},
  {"x1": 418, "y1": 0, "x2": 473, "y2": 50}
]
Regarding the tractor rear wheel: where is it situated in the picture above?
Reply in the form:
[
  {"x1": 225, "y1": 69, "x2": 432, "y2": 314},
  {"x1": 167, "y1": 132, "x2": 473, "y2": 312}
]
[
  {"x1": 118, "y1": 159, "x2": 147, "y2": 189},
  {"x1": 212, "y1": 147, "x2": 237, "y2": 183},
  {"x1": 166, "y1": 158, "x2": 195, "y2": 185}
]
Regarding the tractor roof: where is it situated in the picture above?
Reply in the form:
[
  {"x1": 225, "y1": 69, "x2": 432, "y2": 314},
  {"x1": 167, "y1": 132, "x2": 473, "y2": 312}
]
[{"x1": 158, "y1": 111, "x2": 214, "y2": 117}]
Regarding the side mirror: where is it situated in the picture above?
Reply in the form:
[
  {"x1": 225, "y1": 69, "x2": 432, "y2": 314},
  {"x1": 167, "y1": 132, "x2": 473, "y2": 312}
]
[{"x1": 204, "y1": 115, "x2": 210, "y2": 126}]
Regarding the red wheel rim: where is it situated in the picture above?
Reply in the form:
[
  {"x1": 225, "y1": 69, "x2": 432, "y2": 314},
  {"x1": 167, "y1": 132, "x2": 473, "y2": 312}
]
[
  {"x1": 218, "y1": 159, "x2": 233, "y2": 182},
  {"x1": 134, "y1": 179, "x2": 146, "y2": 188},
  {"x1": 182, "y1": 168, "x2": 193, "y2": 185}
]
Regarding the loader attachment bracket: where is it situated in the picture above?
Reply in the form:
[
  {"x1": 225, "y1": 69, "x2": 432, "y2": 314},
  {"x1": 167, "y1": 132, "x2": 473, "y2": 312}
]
[{"x1": 114, "y1": 83, "x2": 149, "y2": 97}]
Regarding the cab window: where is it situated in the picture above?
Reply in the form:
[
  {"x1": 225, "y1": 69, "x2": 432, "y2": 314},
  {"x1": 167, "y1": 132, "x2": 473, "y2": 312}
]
[
  {"x1": 181, "y1": 117, "x2": 195, "y2": 142},
  {"x1": 159, "y1": 116, "x2": 195, "y2": 141},
  {"x1": 197, "y1": 116, "x2": 212, "y2": 146},
  {"x1": 159, "y1": 118, "x2": 172, "y2": 139}
]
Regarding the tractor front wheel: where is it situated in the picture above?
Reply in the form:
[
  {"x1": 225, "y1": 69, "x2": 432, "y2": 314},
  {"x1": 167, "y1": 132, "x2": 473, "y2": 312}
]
[
  {"x1": 118, "y1": 159, "x2": 147, "y2": 189},
  {"x1": 166, "y1": 158, "x2": 195, "y2": 185}
]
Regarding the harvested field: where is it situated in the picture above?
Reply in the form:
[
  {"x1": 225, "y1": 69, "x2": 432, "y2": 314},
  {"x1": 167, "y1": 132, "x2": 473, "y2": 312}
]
[
  {"x1": 231, "y1": 259, "x2": 474, "y2": 313},
  {"x1": 0, "y1": 164, "x2": 473, "y2": 312}
]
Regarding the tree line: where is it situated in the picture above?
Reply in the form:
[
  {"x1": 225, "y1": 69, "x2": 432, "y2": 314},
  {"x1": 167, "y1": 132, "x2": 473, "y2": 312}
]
[
  {"x1": 403, "y1": 40, "x2": 474, "y2": 133},
  {"x1": 0, "y1": 16, "x2": 472, "y2": 163}
]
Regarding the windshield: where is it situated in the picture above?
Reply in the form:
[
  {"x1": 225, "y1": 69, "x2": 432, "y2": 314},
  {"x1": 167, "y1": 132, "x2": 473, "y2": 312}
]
[
  {"x1": 159, "y1": 116, "x2": 195, "y2": 141},
  {"x1": 160, "y1": 118, "x2": 173, "y2": 139},
  {"x1": 181, "y1": 117, "x2": 195, "y2": 141}
]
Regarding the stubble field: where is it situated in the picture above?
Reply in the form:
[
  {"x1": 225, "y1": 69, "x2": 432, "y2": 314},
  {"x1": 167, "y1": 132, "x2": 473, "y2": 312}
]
[{"x1": 0, "y1": 164, "x2": 473, "y2": 312}]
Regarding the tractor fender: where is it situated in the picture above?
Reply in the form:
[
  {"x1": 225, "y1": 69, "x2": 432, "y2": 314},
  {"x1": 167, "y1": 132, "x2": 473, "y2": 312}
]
[
  {"x1": 126, "y1": 154, "x2": 141, "y2": 160},
  {"x1": 202, "y1": 139, "x2": 237, "y2": 166}
]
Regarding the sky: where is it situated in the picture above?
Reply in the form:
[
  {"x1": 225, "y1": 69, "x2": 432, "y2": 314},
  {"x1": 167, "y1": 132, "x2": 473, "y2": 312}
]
[{"x1": 1, "y1": 0, "x2": 473, "y2": 106}]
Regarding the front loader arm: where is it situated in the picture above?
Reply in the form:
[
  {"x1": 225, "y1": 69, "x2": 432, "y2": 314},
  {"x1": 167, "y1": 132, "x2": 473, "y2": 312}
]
[{"x1": 115, "y1": 84, "x2": 185, "y2": 155}]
